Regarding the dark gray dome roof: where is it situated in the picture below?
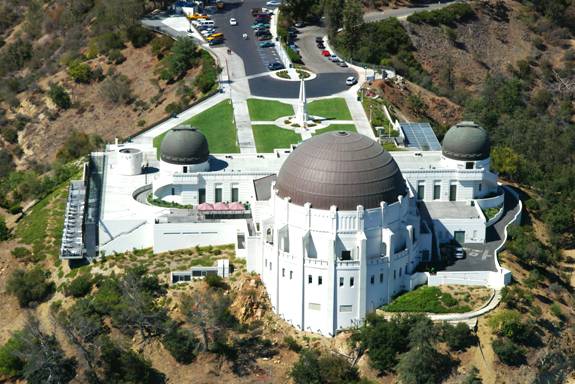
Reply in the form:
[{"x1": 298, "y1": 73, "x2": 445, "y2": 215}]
[
  {"x1": 442, "y1": 121, "x2": 490, "y2": 161},
  {"x1": 275, "y1": 131, "x2": 407, "y2": 210},
  {"x1": 160, "y1": 126, "x2": 209, "y2": 165}
]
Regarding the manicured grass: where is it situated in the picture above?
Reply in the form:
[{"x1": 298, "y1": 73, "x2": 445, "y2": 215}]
[
  {"x1": 307, "y1": 98, "x2": 352, "y2": 120},
  {"x1": 313, "y1": 124, "x2": 357, "y2": 135},
  {"x1": 383, "y1": 286, "x2": 471, "y2": 314},
  {"x1": 252, "y1": 125, "x2": 301, "y2": 153},
  {"x1": 383, "y1": 142, "x2": 405, "y2": 151},
  {"x1": 247, "y1": 99, "x2": 294, "y2": 121},
  {"x1": 153, "y1": 100, "x2": 239, "y2": 153}
]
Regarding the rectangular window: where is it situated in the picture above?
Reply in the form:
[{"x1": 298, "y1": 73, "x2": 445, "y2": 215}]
[
  {"x1": 231, "y1": 187, "x2": 239, "y2": 202},
  {"x1": 183, "y1": 166, "x2": 188, "y2": 173},
  {"x1": 339, "y1": 277, "x2": 344, "y2": 287},
  {"x1": 318, "y1": 276, "x2": 323, "y2": 285},
  {"x1": 282, "y1": 268, "x2": 285, "y2": 277},
  {"x1": 339, "y1": 305, "x2": 352, "y2": 313},
  {"x1": 478, "y1": 183, "x2": 482, "y2": 192},
  {"x1": 215, "y1": 187, "x2": 223, "y2": 202},
  {"x1": 308, "y1": 275, "x2": 312, "y2": 284},
  {"x1": 290, "y1": 270, "x2": 293, "y2": 279},
  {"x1": 269, "y1": 262, "x2": 272, "y2": 271},
  {"x1": 466, "y1": 162, "x2": 474, "y2": 169},
  {"x1": 449, "y1": 184, "x2": 457, "y2": 201},
  {"x1": 308, "y1": 303, "x2": 321, "y2": 311},
  {"x1": 433, "y1": 184, "x2": 441, "y2": 200},
  {"x1": 417, "y1": 184, "x2": 425, "y2": 200},
  {"x1": 350, "y1": 277, "x2": 354, "y2": 287},
  {"x1": 171, "y1": 187, "x2": 175, "y2": 195},
  {"x1": 265, "y1": 259, "x2": 267, "y2": 267},
  {"x1": 340, "y1": 250, "x2": 351, "y2": 260},
  {"x1": 379, "y1": 273, "x2": 383, "y2": 283},
  {"x1": 237, "y1": 234, "x2": 245, "y2": 249},
  {"x1": 370, "y1": 275, "x2": 374, "y2": 284},
  {"x1": 198, "y1": 188, "x2": 206, "y2": 203}
]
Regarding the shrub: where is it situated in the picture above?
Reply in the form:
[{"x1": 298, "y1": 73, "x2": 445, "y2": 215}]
[
  {"x1": 549, "y1": 303, "x2": 563, "y2": 320},
  {"x1": 407, "y1": 3, "x2": 475, "y2": 26},
  {"x1": 0, "y1": 334, "x2": 24, "y2": 377},
  {"x1": 283, "y1": 336, "x2": 301, "y2": 352},
  {"x1": 162, "y1": 325, "x2": 199, "y2": 364},
  {"x1": 0, "y1": 127, "x2": 18, "y2": 144},
  {"x1": 99, "y1": 74, "x2": 133, "y2": 104},
  {"x1": 290, "y1": 349, "x2": 362, "y2": 384},
  {"x1": 57, "y1": 131, "x2": 103, "y2": 162},
  {"x1": 67, "y1": 60, "x2": 93, "y2": 83},
  {"x1": 47, "y1": 83, "x2": 72, "y2": 109},
  {"x1": 205, "y1": 274, "x2": 228, "y2": 290},
  {"x1": 492, "y1": 338, "x2": 526, "y2": 366},
  {"x1": 106, "y1": 49, "x2": 126, "y2": 65},
  {"x1": 441, "y1": 322, "x2": 476, "y2": 351},
  {"x1": 165, "y1": 102, "x2": 184, "y2": 115},
  {"x1": 92, "y1": 32, "x2": 124, "y2": 54},
  {"x1": 159, "y1": 38, "x2": 200, "y2": 81},
  {"x1": 151, "y1": 35, "x2": 174, "y2": 58},
  {"x1": 126, "y1": 25, "x2": 153, "y2": 48},
  {"x1": 11, "y1": 247, "x2": 32, "y2": 260},
  {"x1": 0, "y1": 215, "x2": 8, "y2": 241},
  {"x1": 488, "y1": 310, "x2": 535, "y2": 345},
  {"x1": 6, "y1": 267, "x2": 54, "y2": 307},
  {"x1": 0, "y1": 39, "x2": 32, "y2": 76},
  {"x1": 65, "y1": 274, "x2": 93, "y2": 298}
]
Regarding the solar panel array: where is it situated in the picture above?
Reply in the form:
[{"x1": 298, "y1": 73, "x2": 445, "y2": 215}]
[{"x1": 400, "y1": 122, "x2": 441, "y2": 151}]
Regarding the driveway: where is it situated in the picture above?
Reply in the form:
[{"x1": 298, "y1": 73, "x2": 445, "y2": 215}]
[
  {"x1": 442, "y1": 188, "x2": 521, "y2": 272},
  {"x1": 296, "y1": 25, "x2": 351, "y2": 74},
  {"x1": 363, "y1": 0, "x2": 461, "y2": 23}
]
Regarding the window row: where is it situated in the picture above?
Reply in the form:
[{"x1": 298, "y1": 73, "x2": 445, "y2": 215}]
[
  {"x1": 197, "y1": 187, "x2": 239, "y2": 203},
  {"x1": 417, "y1": 182, "x2": 458, "y2": 201}
]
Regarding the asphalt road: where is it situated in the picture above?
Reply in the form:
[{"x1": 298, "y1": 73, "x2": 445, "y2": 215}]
[
  {"x1": 210, "y1": 0, "x2": 356, "y2": 97},
  {"x1": 443, "y1": 188, "x2": 521, "y2": 272},
  {"x1": 363, "y1": 0, "x2": 461, "y2": 23}
]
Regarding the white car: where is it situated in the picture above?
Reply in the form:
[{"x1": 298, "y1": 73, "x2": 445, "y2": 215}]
[
  {"x1": 345, "y1": 76, "x2": 357, "y2": 86},
  {"x1": 229, "y1": 18, "x2": 237, "y2": 26},
  {"x1": 266, "y1": 0, "x2": 281, "y2": 6}
]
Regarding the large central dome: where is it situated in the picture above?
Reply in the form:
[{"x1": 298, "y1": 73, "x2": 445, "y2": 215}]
[{"x1": 275, "y1": 132, "x2": 407, "y2": 210}]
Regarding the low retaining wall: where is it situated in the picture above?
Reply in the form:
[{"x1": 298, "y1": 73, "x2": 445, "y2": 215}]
[
  {"x1": 428, "y1": 270, "x2": 511, "y2": 289},
  {"x1": 476, "y1": 189, "x2": 504, "y2": 210}
]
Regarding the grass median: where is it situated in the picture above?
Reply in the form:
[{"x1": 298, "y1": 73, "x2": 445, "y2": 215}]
[
  {"x1": 247, "y1": 99, "x2": 295, "y2": 121},
  {"x1": 307, "y1": 98, "x2": 352, "y2": 120},
  {"x1": 252, "y1": 125, "x2": 301, "y2": 153}
]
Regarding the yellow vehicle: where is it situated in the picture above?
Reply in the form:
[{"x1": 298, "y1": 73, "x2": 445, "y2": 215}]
[
  {"x1": 207, "y1": 33, "x2": 223, "y2": 41},
  {"x1": 187, "y1": 13, "x2": 209, "y2": 20}
]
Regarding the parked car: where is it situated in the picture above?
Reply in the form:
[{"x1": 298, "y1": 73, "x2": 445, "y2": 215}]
[
  {"x1": 345, "y1": 76, "x2": 357, "y2": 85},
  {"x1": 317, "y1": 42, "x2": 325, "y2": 49},
  {"x1": 229, "y1": 18, "x2": 237, "y2": 25},
  {"x1": 255, "y1": 13, "x2": 271, "y2": 19},
  {"x1": 337, "y1": 61, "x2": 348, "y2": 67},
  {"x1": 207, "y1": 32, "x2": 224, "y2": 41},
  {"x1": 329, "y1": 54, "x2": 339, "y2": 62},
  {"x1": 294, "y1": 21, "x2": 305, "y2": 27},
  {"x1": 259, "y1": 41, "x2": 275, "y2": 48},
  {"x1": 266, "y1": 0, "x2": 281, "y2": 6},
  {"x1": 268, "y1": 61, "x2": 285, "y2": 70},
  {"x1": 287, "y1": 26, "x2": 299, "y2": 34},
  {"x1": 200, "y1": 29, "x2": 216, "y2": 36},
  {"x1": 208, "y1": 38, "x2": 224, "y2": 46},
  {"x1": 252, "y1": 23, "x2": 270, "y2": 29},
  {"x1": 255, "y1": 17, "x2": 270, "y2": 24},
  {"x1": 257, "y1": 34, "x2": 273, "y2": 41},
  {"x1": 288, "y1": 43, "x2": 299, "y2": 52},
  {"x1": 254, "y1": 29, "x2": 271, "y2": 37},
  {"x1": 261, "y1": 7, "x2": 274, "y2": 14},
  {"x1": 315, "y1": 36, "x2": 323, "y2": 43},
  {"x1": 321, "y1": 50, "x2": 331, "y2": 57},
  {"x1": 454, "y1": 247, "x2": 466, "y2": 259},
  {"x1": 251, "y1": 7, "x2": 262, "y2": 16}
]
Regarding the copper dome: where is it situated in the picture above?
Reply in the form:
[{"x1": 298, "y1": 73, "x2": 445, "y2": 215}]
[{"x1": 275, "y1": 131, "x2": 407, "y2": 210}]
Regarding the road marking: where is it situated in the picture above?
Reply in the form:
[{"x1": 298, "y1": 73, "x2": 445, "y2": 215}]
[{"x1": 482, "y1": 250, "x2": 489, "y2": 260}]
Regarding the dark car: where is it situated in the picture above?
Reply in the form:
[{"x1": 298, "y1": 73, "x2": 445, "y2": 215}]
[
  {"x1": 255, "y1": 13, "x2": 271, "y2": 19},
  {"x1": 254, "y1": 28, "x2": 270, "y2": 36},
  {"x1": 315, "y1": 36, "x2": 323, "y2": 43},
  {"x1": 257, "y1": 34, "x2": 273, "y2": 41},
  {"x1": 268, "y1": 61, "x2": 285, "y2": 70},
  {"x1": 317, "y1": 43, "x2": 325, "y2": 49},
  {"x1": 255, "y1": 16, "x2": 270, "y2": 23},
  {"x1": 208, "y1": 37, "x2": 224, "y2": 46},
  {"x1": 251, "y1": 7, "x2": 262, "y2": 16},
  {"x1": 287, "y1": 26, "x2": 299, "y2": 34}
]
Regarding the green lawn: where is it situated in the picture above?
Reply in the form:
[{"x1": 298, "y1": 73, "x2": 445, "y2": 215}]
[
  {"x1": 252, "y1": 125, "x2": 301, "y2": 153},
  {"x1": 307, "y1": 98, "x2": 352, "y2": 120},
  {"x1": 247, "y1": 99, "x2": 294, "y2": 121},
  {"x1": 313, "y1": 124, "x2": 356, "y2": 136},
  {"x1": 383, "y1": 286, "x2": 471, "y2": 314},
  {"x1": 153, "y1": 100, "x2": 239, "y2": 153}
]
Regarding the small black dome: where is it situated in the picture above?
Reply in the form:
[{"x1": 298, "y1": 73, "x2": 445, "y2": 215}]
[
  {"x1": 160, "y1": 126, "x2": 209, "y2": 165},
  {"x1": 442, "y1": 121, "x2": 490, "y2": 161},
  {"x1": 275, "y1": 131, "x2": 407, "y2": 210}
]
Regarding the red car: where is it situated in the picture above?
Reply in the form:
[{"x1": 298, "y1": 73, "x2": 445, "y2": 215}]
[{"x1": 321, "y1": 50, "x2": 330, "y2": 57}]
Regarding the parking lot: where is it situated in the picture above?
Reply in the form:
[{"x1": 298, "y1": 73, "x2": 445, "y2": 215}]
[
  {"x1": 211, "y1": 0, "x2": 283, "y2": 75},
  {"x1": 296, "y1": 25, "x2": 352, "y2": 75}
]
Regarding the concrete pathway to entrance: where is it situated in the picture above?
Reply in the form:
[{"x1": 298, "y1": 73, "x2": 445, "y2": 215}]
[{"x1": 345, "y1": 95, "x2": 375, "y2": 139}]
